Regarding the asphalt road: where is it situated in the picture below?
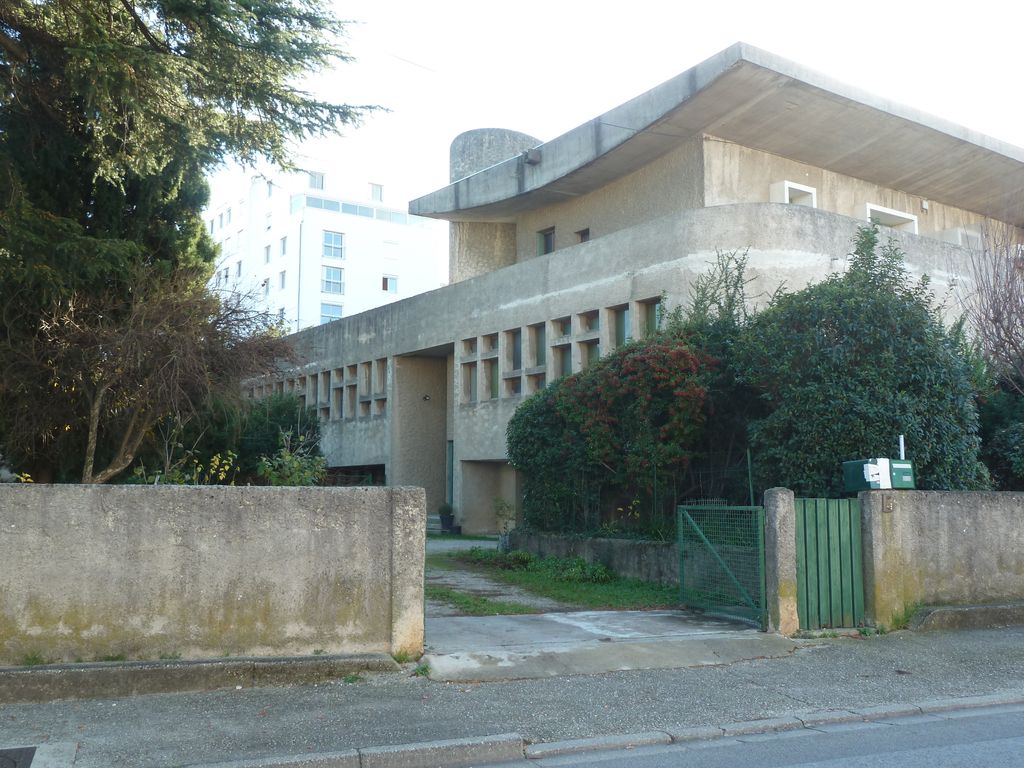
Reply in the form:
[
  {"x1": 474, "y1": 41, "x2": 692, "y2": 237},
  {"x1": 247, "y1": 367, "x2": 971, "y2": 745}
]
[
  {"x1": 487, "y1": 704, "x2": 1024, "y2": 767},
  {"x1": 1, "y1": 628, "x2": 1023, "y2": 766}
]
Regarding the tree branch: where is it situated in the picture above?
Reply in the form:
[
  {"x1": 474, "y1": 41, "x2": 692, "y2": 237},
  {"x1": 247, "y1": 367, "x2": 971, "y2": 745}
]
[{"x1": 117, "y1": 0, "x2": 170, "y2": 53}]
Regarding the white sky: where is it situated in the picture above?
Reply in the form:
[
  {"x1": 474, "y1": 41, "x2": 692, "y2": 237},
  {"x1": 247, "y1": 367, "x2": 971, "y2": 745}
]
[{"x1": 210, "y1": 0, "x2": 1024, "y2": 206}]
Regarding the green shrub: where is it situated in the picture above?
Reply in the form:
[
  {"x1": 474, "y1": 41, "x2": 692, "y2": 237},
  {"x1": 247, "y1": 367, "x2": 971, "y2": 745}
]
[
  {"x1": 507, "y1": 334, "x2": 710, "y2": 533},
  {"x1": 734, "y1": 226, "x2": 988, "y2": 495}
]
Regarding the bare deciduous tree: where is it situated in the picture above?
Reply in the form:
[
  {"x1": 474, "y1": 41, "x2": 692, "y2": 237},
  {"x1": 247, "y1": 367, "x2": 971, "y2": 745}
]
[
  {"x1": 965, "y1": 221, "x2": 1024, "y2": 392},
  {"x1": 9, "y1": 269, "x2": 292, "y2": 483}
]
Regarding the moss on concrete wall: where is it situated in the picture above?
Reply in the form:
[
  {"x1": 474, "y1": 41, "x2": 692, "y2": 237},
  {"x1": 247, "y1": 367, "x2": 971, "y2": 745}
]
[{"x1": 0, "y1": 485, "x2": 424, "y2": 665}]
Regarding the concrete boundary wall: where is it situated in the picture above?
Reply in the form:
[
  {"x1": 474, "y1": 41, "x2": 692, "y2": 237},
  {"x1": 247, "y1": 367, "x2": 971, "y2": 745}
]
[
  {"x1": 0, "y1": 486, "x2": 425, "y2": 666},
  {"x1": 859, "y1": 490, "x2": 1024, "y2": 627},
  {"x1": 508, "y1": 531, "x2": 677, "y2": 585},
  {"x1": 764, "y1": 488, "x2": 1024, "y2": 633}
]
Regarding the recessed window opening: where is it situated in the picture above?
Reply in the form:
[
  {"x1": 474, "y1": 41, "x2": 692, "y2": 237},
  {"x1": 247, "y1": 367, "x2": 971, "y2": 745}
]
[
  {"x1": 538, "y1": 227, "x2": 555, "y2": 255},
  {"x1": 770, "y1": 180, "x2": 817, "y2": 208},
  {"x1": 866, "y1": 203, "x2": 918, "y2": 234}
]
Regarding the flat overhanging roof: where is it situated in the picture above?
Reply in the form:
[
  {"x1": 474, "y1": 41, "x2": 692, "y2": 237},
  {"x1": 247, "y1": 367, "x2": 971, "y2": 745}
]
[{"x1": 410, "y1": 42, "x2": 1024, "y2": 226}]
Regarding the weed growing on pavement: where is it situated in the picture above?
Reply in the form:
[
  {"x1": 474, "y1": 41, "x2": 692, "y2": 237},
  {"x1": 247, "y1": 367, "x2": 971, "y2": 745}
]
[
  {"x1": 342, "y1": 674, "x2": 362, "y2": 683},
  {"x1": 889, "y1": 602, "x2": 924, "y2": 630},
  {"x1": 158, "y1": 651, "x2": 182, "y2": 660},
  {"x1": 391, "y1": 650, "x2": 420, "y2": 664},
  {"x1": 424, "y1": 584, "x2": 536, "y2": 616},
  {"x1": 96, "y1": 654, "x2": 127, "y2": 662},
  {"x1": 312, "y1": 649, "x2": 325, "y2": 656},
  {"x1": 413, "y1": 663, "x2": 430, "y2": 677},
  {"x1": 19, "y1": 651, "x2": 47, "y2": 666}
]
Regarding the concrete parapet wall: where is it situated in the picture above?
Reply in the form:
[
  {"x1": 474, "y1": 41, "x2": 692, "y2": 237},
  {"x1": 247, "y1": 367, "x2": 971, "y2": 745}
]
[
  {"x1": 860, "y1": 490, "x2": 1024, "y2": 627},
  {"x1": 0, "y1": 485, "x2": 425, "y2": 665},
  {"x1": 508, "y1": 531, "x2": 677, "y2": 584}
]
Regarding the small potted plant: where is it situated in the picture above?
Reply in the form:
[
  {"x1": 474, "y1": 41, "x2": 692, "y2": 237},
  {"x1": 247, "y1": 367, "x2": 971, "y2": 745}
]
[{"x1": 438, "y1": 503, "x2": 455, "y2": 533}]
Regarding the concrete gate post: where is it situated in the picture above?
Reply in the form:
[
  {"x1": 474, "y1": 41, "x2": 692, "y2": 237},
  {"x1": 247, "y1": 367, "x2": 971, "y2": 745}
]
[{"x1": 764, "y1": 487, "x2": 799, "y2": 635}]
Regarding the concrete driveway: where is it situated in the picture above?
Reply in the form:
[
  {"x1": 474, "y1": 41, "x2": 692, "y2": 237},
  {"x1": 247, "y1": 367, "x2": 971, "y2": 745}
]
[{"x1": 422, "y1": 537, "x2": 796, "y2": 681}]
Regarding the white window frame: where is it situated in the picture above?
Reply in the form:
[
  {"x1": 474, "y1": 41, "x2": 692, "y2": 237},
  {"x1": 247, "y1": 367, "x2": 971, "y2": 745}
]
[
  {"x1": 323, "y1": 230, "x2": 345, "y2": 259},
  {"x1": 320, "y1": 302, "x2": 343, "y2": 324},
  {"x1": 866, "y1": 203, "x2": 918, "y2": 234},
  {"x1": 321, "y1": 265, "x2": 344, "y2": 294},
  {"x1": 382, "y1": 275, "x2": 398, "y2": 293},
  {"x1": 770, "y1": 180, "x2": 817, "y2": 208}
]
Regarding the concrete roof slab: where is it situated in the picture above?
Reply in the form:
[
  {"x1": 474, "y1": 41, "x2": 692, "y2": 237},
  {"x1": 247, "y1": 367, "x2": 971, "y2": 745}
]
[{"x1": 411, "y1": 42, "x2": 1024, "y2": 225}]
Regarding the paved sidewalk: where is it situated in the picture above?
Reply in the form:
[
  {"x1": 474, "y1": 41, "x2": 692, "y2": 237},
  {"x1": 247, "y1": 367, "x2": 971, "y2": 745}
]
[{"x1": 1, "y1": 626, "x2": 1022, "y2": 767}]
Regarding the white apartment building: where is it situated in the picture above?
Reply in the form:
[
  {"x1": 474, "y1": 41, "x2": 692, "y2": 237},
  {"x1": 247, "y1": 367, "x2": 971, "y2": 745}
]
[{"x1": 205, "y1": 168, "x2": 447, "y2": 332}]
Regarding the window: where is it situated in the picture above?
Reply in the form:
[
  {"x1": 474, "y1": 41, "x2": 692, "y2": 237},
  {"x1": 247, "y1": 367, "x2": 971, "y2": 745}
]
[
  {"x1": 770, "y1": 180, "x2": 817, "y2": 208},
  {"x1": 531, "y1": 323, "x2": 546, "y2": 366},
  {"x1": 538, "y1": 227, "x2": 555, "y2": 255},
  {"x1": 209, "y1": 220, "x2": 215, "y2": 234},
  {"x1": 370, "y1": 183, "x2": 383, "y2": 202},
  {"x1": 323, "y1": 230, "x2": 345, "y2": 259},
  {"x1": 576, "y1": 228, "x2": 590, "y2": 243},
  {"x1": 866, "y1": 203, "x2": 918, "y2": 234},
  {"x1": 279, "y1": 236, "x2": 287, "y2": 256},
  {"x1": 279, "y1": 270, "x2": 286, "y2": 290},
  {"x1": 507, "y1": 328, "x2": 522, "y2": 370},
  {"x1": 218, "y1": 212, "x2": 223, "y2": 229},
  {"x1": 262, "y1": 278, "x2": 269, "y2": 297},
  {"x1": 483, "y1": 359, "x2": 499, "y2": 400},
  {"x1": 278, "y1": 307, "x2": 285, "y2": 322},
  {"x1": 641, "y1": 299, "x2": 662, "y2": 336},
  {"x1": 308, "y1": 171, "x2": 325, "y2": 190},
  {"x1": 579, "y1": 310, "x2": 599, "y2": 333},
  {"x1": 235, "y1": 260, "x2": 241, "y2": 277},
  {"x1": 382, "y1": 275, "x2": 398, "y2": 293},
  {"x1": 265, "y1": 213, "x2": 272, "y2": 231},
  {"x1": 462, "y1": 362, "x2": 478, "y2": 403},
  {"x1": 320, "y1": 303, "x2": 343, "y2": 324},
  {"x1": 264, "y1": 245, "x2": 271, "y2": 264},
  {"x1": 613, "y1": 305, "x2": 632, "y2": 347},
  {"x1": 266, "y1": 180, "x2": 273, "y2": 197},
  {"x1": 226, "y1": 208, "x2": 232, "y2": 224},
  {"x1": 322, "y1": 266, "x2": 344, "y2": 293}
]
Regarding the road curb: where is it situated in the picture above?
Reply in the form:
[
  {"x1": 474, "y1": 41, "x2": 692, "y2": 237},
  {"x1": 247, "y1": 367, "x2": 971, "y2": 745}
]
[
  {"x1": 524, "y1": 731, "x2": 671, "y2": 758},
  {"x1": 0, "y1": 654, "x2": 398, "y2": 704}
]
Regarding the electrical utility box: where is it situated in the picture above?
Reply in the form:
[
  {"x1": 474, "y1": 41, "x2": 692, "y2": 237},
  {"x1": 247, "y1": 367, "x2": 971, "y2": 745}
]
[{"x1": 842, "y1": 458, "x2": 916, "y2": 492}]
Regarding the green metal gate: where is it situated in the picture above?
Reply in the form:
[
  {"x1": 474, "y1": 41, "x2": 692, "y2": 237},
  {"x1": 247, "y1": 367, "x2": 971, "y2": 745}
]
[
  {"x1": 677, "y1": 504, "x2": 766, "y2": 629},
  {"x1": 795, "y1": 498, "x2": 864, "y2": 630}
]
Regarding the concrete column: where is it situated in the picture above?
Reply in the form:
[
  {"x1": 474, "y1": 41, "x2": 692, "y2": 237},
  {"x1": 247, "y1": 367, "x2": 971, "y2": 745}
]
[
  {"x1": 764, "y1": 487, "x2": 799, "y2": 635},
  {"x1": 389, "y1": 487, "x2": 426, "y2": 656},
  {"x1": 859, "y1": 490, "x2": 906, "y2": 628}
]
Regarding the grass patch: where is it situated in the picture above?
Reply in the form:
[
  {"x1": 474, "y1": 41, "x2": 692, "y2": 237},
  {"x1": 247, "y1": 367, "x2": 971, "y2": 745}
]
[
  {"x1": 19, "y1": 651, "x2": 48, "y2": 667},
  {"x1": 413, "y1": 663, "x2": 430, "y2": 677},
  {"x1": 96, "y1": 654, "x2": 128, "y2": 662},
  {"x1": 427, "y1": 533, "x2": 497, "y2": 542},
  {"x1": 391, "y1": 650, "x2": 420, "y2": 664},
  {"x1": 424, "y1": 584, "x2": 536, "y2": 616},
  {"x1": 445, "y1": 548, "x2": 679, "y2": 610}
]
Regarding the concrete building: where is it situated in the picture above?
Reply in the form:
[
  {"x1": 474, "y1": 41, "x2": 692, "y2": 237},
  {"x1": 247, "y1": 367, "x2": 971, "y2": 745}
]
[
  {"x1": 256, "y1": 42, "x2": 1024, "y2": 533},
  {"x1": 206, "y1": 167, "x2": 447, "y2": 333}
]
